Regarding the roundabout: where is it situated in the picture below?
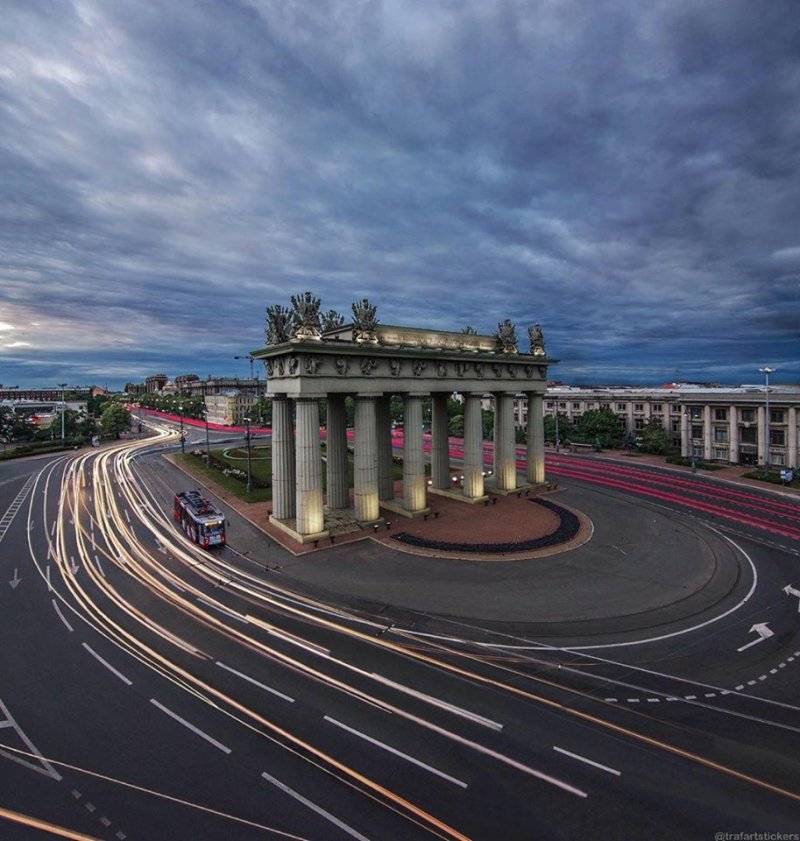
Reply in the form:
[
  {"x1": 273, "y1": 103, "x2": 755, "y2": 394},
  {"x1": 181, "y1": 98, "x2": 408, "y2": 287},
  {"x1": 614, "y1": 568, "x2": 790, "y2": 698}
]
[{"x1": 268, "y1": 485, "x2": 753, "y2": 644}]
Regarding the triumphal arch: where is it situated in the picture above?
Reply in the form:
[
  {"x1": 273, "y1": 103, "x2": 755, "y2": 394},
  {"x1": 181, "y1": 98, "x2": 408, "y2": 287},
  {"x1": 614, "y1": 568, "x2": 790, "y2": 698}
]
[{"x1": 251, "y1": 294, "x2": 554, "y2": 543}]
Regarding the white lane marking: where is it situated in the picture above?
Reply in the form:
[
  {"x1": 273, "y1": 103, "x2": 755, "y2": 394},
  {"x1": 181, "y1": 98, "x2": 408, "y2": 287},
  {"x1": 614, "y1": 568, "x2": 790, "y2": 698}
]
[
  {"x1": 46, "y1": 565, "x2": 52, "y2": 592},
  {"x1": 82, "y1": 643, "x2": 132, "y2": 686},
  {"x1": 150, "y1": 699, "x2": 231, "y2": 754},
  {"x1": 94, "y1": 555, "x2": 105, "y2": 578},
  {"x1": 124, "y1": 509, "x2": 131, "y2": 524},
  {"x1": 371, "y1": 673, "x2": 503, "y2": 731},
  {"x1": 52, "y1": 600, "x2": 74, "y2": 632},
  {"x1": 325, "y1": 716, "x2": 468, "y2": 789},
  {"x1": 260, "y1": 770, "x2": 372, "y2": 841},
  {"x1": 215, "y1": 661, "x2": 294, "y2": 703},
  {"x1": 50, "y1": 520, "x2": 56, "y2": 536},
  {"x1": 0, "y1": 698, "x2": 62, "y2": 780},
  {"x1": 553, "y1": 746, "x2": 621, "y2": 776}
]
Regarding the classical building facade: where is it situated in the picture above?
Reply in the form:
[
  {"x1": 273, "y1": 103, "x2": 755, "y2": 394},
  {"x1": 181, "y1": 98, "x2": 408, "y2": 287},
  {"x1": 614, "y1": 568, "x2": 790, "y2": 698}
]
[
  {"x1": 253, "y1": 296, "x2": 553, "y2": 543},
  {"x1": 204, "y1": 391, "x2": 258, "y2": 426},
  {"x1": 536, "y1": 384, "x2": 799, "y2": 469}
]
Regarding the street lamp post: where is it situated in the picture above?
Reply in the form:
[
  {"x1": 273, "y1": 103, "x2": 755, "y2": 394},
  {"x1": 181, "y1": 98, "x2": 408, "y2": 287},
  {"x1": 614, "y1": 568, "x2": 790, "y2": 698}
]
[
  {"x1": 683, "y1": 411, "x2": 697, "y2": 473},
  {"x1": 244, "y1": 416, "x2": 252, "y2": 494},
  {"x1": 178, "y1": 404, "x2": 185, "y2": 454},
  {"x1": 203, "y1": 405, "x2": 211, "y2": 467},
  {"x1": 759, "y1": 367, "x2": 775, "y2": 472},
  {"x1": 57, "y1": 382, "x2": 68, "y2": 444},
  {"x1": 554, "y1": 409, "x2": 560, "y2": 454}
]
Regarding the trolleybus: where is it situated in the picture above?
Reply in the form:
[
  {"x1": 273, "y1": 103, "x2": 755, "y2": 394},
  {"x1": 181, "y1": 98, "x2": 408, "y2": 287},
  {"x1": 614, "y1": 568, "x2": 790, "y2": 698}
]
[{"x1": 173, "y1": 490, "x2": 226, "y2": 548}]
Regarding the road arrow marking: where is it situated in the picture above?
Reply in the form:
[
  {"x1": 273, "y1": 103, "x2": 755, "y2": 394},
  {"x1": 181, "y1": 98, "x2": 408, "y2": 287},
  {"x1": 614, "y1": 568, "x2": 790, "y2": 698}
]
[
  {"x1": 9, "y1": 569, "x2": 21, "y2": 589},
  {"x1": 783, "y1": 585, "x2": 800, "y2": 612},
  {"x1": 737, "y1": 623, "x2": 774, "y2": 652}
]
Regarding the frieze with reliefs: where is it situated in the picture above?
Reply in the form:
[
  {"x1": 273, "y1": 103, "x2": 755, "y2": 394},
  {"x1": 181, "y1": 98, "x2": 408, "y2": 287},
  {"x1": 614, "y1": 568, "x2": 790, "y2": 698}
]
[
  {"x1": 524, "y1": 365, "x2": 535, "y2": 378},
  {"x1": 436, "y1": 361, "x2": 448, "y2": 377},
  {"x1": 304, "y1": 355, "x2": 322, "y2": 375},
  {"x1": 507, "y1": 364, "x2": 517, "y2": 378},
  {"x1": 389, "y1": 359, "x2": 402, "y2": 377},
  {"x1": 288, "y1": 356, "x2": 299, "y2": 376},
  {"x1": 335, "y1": 356, "x2": 349, "y2": 376},
  {"x1": 277, "y1": 358, "x2": 285, "y2": 376},
  {"x1": 266, "y1": 360, "x2": 275, "y2": 377},
  {"x1": 412, "y1": 360, "x2": 427, "y2": 377},
  {"x1": 360, "y1": 357, "x2": 377, "y2": 375},
  {"x1": 491, "y1": 362, "x2": 503, "y2": 377},
  {"x1": 456, "y1": 361, "x2": 467, "y2": 377},
  {"x1": 474, "y1": 362, "x2": 485, "y2": 378},
  {"x1": 538, "y1": 366, "x2": 547, "y2": 378}
]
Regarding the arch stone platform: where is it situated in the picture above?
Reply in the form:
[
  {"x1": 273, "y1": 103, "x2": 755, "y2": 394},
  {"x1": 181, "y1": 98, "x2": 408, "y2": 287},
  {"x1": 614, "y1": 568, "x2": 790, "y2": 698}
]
[{"x1": 252, "y1": 298, "x2": 555, "y2": 543}]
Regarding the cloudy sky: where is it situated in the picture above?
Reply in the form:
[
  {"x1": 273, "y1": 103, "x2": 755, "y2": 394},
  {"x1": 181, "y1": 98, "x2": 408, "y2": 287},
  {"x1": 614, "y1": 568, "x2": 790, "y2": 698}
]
[{"x1": 1, "y1": 0, "x2": 798, "y2": 389}]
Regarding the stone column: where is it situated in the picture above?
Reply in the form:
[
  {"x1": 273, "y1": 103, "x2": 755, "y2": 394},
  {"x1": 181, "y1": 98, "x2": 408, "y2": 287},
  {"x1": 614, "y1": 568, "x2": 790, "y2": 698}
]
[
  {"x1": 463, "y1": 393, "x2": 485, "y2": 499},
  {"x1": 496, "y1": 392, "x2": 517, "y2": 492},
  {"x1": 354, "y1": 396, "x2": 380, "y2": 523},
  {"x1": 757, "y1": 406, "x2": 766, "y2": 465},
  {"x1": 431, "y1": 393, "x2": 450, "y2": 490},
  {"x1": 703, "y1": 405, "x2": 713, "y2": 461},
  {"x1": 680, "y1": 407, "x2": 689, "y2": 458},
  {"x1": 326, "y1": 394, "x2": 349, "y2": 510},
  {"x1": 403, "y1": 394, "x2": 428, "y2": 513},
  {"x1": 789, "y1": 407, "x2": 797, "y2": 469},
  {"x1": 271, "y1": 395, "x2": 296, "y2": 520},
  {"x1": 492, "y1": 394, "x2": 499, "y2": 477},
  {"x1": 728, "y1": 405, "x2": 739, "y2": 464},
  {"x1": 376, "y1": 394, "x2": 395, "y2": 501},
  {"x1": 526, "y1": 392, "x2": 545, "y2": 485},
  {"x1": 295, "y1": 398, "x2": 324, "y2": 535}
]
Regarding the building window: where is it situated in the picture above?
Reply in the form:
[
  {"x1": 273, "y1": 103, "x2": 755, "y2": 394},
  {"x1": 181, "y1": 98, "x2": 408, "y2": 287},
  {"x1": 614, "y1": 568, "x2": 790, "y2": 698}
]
[
  {"x1": 652, "y1": 404, "x2": 662, "y2": 412},
  {"x1": 770, "y1": 429, "x2": 786, "y2": 447},
  {"x1": 572, "y1": 402, "x2": 581, "y2": 409},
  {"x1": 559, "y1": 402, "x2": 567, "y2": 409},
  {"x1": 634, "y1": 403, "x2": 644, "y2": 411},
  {"x1": 714, "y1": 448, "x2": 728, "y2": 460},
  {"x1": 689, "y1": 407, "x2": 702, "y2": 420},
  {"x1": 714, "y1": 408, "x2": 727, "y2": 421},
  {"x1": 691, "y1": 425, "x2": 703, "y2": 439},
  {"x1": 671, "y1": 420, "x2": 681, "y2": 433},
  {"x1": 547, "y1": 402, "x2": 554, "y2": 409},
  {"x1": 671, "y1": 405, "x2": 682, "y2": 414},
  {"x1": 741, "y1": 408, "x2": 755, "y2": 423},
  {"x1": 635, "y1": 418, "x2": 645, "y2": 430},
  {"x1": 616, "y1": 403, "x2": 627, "y2": 411},
  {"x1": 740, "y1": 427, "x2": 757, "y2": 444},
  {"x1": 771, "y1": 452, "x2": 786, "y2": 466},
  {"x1": 771, "y1": 410, "x2": 785, "y2": 424},
  {"x1": 714, "y1": 427, "x2": 728, "y2": 443}
]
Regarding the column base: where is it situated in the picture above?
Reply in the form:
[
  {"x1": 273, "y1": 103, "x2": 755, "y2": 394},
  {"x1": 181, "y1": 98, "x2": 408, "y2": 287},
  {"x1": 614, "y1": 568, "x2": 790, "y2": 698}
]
[
  {"x1": 380, "y1": 499, "x2": 431, "y2": 519},
  {"x1": 429, "y1": 486, "x2": 489, "y2": 505},
  {"x1": 269, "y1": 515, "x2": 330, "y2": 545}
]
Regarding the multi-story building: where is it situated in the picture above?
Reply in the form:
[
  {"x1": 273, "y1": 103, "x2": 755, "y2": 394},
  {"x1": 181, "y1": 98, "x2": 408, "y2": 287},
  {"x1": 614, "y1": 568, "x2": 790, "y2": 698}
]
[
  {"x1": 530, "y1": 384, "x2": 799, "y2": 469},
  {"x1": 204, "y1": 391, "x2": 258, "y2": 427},
  {"x1": 145, "y1": 374, "x2": 169, "y2": 393}
]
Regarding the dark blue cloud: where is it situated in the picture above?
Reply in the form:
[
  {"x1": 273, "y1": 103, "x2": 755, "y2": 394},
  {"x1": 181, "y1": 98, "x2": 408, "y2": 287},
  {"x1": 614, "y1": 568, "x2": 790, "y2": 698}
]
[{"x1": 0, "y1": 0, "x2": 798, "y2": 388}]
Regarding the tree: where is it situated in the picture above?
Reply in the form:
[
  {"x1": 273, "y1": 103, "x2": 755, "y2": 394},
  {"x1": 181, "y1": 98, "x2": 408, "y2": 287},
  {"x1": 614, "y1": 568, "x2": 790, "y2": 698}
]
[
  {"x1": 448, "y1": 413, "x2": 464, "y2": 436},
  {"x1": 638, "y1": 417, "x2": 670, "y2": 455},
  {"x1": 543, "y1": 412, "x2": 572, "y2": 444},
  {"x1": 100, "y1": 403, "x2": 131, "y2": 439},
  {"x1": 573, "y1": 408, "x2": 623, "y2": 449}
]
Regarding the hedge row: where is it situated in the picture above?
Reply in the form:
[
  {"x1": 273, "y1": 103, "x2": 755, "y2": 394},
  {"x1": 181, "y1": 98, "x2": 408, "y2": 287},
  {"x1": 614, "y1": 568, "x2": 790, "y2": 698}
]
[{"x1": 391, "y1": 498, "x2": 580, "y2": 554}]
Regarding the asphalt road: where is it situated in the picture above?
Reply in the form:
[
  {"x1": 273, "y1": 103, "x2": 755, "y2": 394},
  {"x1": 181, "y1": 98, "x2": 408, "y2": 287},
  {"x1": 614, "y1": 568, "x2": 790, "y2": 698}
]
[{"x1": 0, "y1": 421, "x2": 798, "y2": 840}]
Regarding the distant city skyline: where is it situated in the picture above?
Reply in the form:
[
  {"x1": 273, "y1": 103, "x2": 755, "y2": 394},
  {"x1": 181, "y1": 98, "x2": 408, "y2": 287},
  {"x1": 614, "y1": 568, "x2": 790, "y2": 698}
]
[{"x1": 1, "y1": 2, "x2": 798, "y2": 389}]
